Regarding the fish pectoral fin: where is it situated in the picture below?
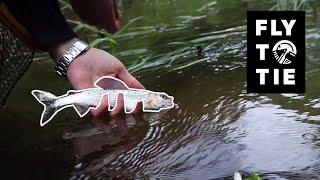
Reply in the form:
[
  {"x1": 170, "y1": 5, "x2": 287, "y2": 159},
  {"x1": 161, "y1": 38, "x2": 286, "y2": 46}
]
[
  {"x1": 74, "y1": 105, "x2": 91, "y2": 117},
  {"x1": 124, "y1": 100, "x2": 137, "y2": 113}
]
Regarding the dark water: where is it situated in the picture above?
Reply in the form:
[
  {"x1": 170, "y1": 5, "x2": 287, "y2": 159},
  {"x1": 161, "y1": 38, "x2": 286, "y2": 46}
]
[{"x1": 1, "y1": 0, "x2": 320, "y2": 179}]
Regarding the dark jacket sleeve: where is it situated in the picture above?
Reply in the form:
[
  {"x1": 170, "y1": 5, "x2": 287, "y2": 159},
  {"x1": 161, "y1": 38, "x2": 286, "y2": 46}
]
[{"x1": 3, "y1": 0, "x2": 76, "y2": 51}]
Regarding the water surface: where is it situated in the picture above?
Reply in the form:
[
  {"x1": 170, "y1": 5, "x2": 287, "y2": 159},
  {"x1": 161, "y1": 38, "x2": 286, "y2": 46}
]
[{"x1": 1, "y1": 0, "x2": 320, "y2": 179}]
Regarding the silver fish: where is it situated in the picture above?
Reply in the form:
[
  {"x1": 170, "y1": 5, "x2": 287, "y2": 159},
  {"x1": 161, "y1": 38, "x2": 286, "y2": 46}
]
[{"x1": 31, "y1": 76, "x2": 174, "y2": 126}]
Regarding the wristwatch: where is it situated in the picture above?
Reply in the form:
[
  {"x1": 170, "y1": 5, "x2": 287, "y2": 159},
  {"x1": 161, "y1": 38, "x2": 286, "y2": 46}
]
[{"x1": 55, "y1": 40, "x2": 90, "y2": 77}]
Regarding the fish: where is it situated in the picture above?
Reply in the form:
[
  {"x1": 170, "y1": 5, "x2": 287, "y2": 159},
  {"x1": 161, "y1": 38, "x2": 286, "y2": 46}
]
[{"x1": 31, "y1": 76, "x2": 174, "y2": 126}]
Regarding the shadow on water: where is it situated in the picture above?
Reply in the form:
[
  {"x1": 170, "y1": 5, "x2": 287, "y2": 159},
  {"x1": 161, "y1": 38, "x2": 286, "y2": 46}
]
[{"x1": 1, "y1": 0, "x2": 320, "y2": 179}]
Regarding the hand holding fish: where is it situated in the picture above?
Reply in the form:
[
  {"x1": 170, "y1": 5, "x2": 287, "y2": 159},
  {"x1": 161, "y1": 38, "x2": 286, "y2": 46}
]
[
  {"x1": 66, "y1": 47, "x2": 145, "y2": 116},
  {"x1": 39, "y1": 40, "x2": 174, "y2": 127},
  {"x1": 49, "y1": 38, "x2": 145, "y2": 116}
]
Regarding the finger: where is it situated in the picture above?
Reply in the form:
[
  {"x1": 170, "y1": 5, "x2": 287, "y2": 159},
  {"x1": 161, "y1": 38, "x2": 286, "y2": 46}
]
[
  {"x1": 118, "y1": 69, "x2": 145, "y2": 113},
  {"x1": 110, "y1": 93, "x2": 124, "y2": 116},
  {"x1": 133, "y1": 101, "x2": 143, "y2": 114},
  {"x1": 118, "y1": 68, "x2": 145, "y2": 89},
  {"x1": 90, "y1": 94, "x2": 110, "y2": 116}
]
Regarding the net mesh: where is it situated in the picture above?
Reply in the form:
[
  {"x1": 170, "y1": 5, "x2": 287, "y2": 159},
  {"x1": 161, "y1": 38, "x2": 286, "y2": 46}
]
[{"x1": 0, "y1": 22, "x2": 34, "y2": 108}]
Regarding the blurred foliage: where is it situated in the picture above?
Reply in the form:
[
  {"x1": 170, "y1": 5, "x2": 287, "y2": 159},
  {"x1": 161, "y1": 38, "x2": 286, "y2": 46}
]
[
  {"x1": 59, "y1": 0, "x2": 116, "y2": 51},
  {"x1": 59, "y1": 0, "x2": 145, "y2": 52},
  {"x1": 244, "y1": 173, "x2": 262, "y2": 180},
  {"x1": 271, "y1": 0, "x2": 313, "y2": 11},
  {"x1": 48, "y1": 0, "x2": 320, "y2": 75}
]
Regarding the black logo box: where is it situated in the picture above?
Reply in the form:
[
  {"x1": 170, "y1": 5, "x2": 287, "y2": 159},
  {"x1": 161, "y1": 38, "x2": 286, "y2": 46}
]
[{"x1": 247, "y1": 11, "x2": 305, "y2": 93}]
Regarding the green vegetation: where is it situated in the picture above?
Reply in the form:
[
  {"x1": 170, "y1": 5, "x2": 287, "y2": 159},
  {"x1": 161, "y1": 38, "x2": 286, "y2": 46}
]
[
  {"x1": 270, "y1": 0, "x2": 320, "y2": 16},
  {"x1": 271, "y1": 0, "x2": 313, "y2": 11},
  {"x1": 244, "y1": 173, "x2": 262, "y2": 180},
  {"x1": 56, "y1": 0, "x2": 223, "y2": 72},
  {"x1": 3, "y1": 1, "x2": 320, "y2": 178},
  {"x1": 51, "y1": 0, "x2": 319, "y2": 75}
]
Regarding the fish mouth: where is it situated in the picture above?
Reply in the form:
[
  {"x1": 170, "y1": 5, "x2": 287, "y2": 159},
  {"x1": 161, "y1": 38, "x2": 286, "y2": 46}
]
[
  {"x1": 163, "y1": 102, "x2": 174, "y2": 107},
  {"x1": 161, "y1": 96, "x2": 174, "y2": 109}
]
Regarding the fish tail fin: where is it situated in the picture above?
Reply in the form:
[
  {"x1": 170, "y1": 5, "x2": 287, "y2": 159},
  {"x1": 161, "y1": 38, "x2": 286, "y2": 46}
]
[{"x1": 31, "y1": 90, "x2": 59, "y2": 127}]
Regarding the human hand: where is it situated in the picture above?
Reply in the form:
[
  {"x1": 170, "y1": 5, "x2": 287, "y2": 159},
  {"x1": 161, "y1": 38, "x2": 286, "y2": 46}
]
[{"x1": 49, "y1": 38, "x2": 145, "y2": 116}]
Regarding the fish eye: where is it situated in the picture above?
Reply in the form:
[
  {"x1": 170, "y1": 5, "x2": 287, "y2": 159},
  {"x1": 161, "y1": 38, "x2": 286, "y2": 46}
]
[{"x1": 160, "y1": 94, "x2": 166, "y2": 98}]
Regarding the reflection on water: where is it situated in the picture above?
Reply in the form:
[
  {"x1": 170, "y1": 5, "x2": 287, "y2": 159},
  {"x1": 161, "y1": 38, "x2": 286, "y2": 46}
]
[
  {"x1": 68, "y1": 115, "x2": 148, "y2": 179},
  {"x1": 1, "y1": 0, "x2": 320, "y2": 179}
]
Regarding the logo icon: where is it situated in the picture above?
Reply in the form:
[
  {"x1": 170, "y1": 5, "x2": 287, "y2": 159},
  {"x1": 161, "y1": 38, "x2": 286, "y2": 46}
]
[
  {"x1": 247, "y1": 11, "x2": 305, "y2": 93},
  {"x1": 272, "y1": 40, "x2": 297, "y2": 65}
]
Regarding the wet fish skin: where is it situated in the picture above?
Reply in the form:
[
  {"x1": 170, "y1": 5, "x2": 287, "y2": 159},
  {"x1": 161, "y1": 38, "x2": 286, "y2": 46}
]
[{"x1": 31, "y1": 76, "x2": 174, "y2": 127}]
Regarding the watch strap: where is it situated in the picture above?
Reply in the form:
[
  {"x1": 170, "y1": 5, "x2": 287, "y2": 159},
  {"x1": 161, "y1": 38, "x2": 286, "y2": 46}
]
[{"x1": 55, "y1": 40, "x2": 89, "y2": 77}]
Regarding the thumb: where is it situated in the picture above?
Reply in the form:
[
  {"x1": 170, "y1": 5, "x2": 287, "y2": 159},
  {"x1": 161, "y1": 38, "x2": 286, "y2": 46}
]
[{"x1": 118, "y1": 68, "x2": 145, "y2": 89}]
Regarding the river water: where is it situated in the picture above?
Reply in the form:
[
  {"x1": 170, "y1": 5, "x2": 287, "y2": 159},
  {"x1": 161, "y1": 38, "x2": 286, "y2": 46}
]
[{"x1": 1, "y1": 0, "x2": 320, "y2": 179}]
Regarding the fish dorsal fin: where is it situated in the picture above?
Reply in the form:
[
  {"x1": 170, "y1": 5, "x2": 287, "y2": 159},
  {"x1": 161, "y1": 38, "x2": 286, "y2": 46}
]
[{"x1": 94, "y1": 76, "x2": 129, "y2": 90}]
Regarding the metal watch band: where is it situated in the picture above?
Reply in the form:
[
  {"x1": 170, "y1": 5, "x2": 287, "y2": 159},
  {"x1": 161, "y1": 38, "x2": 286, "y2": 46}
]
[{"x1": 55, "y1": 40, "x2": 90, "y2": 77}]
